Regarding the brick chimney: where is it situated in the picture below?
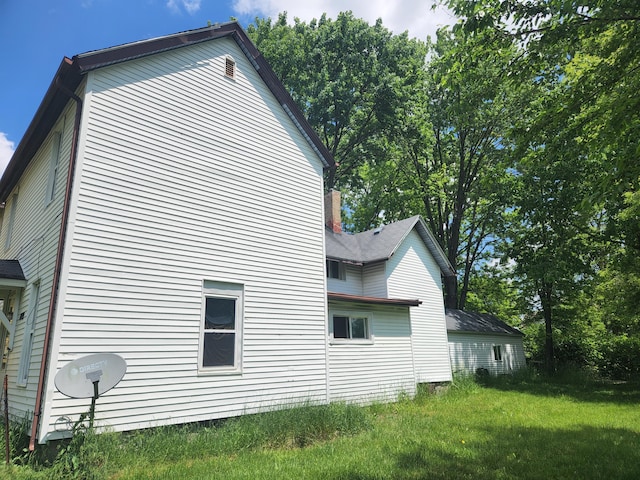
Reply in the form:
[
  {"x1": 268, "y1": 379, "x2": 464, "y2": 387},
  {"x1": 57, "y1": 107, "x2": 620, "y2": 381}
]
[{"x1": 324, "y1": 190, "x2": 342, "y2": 233}]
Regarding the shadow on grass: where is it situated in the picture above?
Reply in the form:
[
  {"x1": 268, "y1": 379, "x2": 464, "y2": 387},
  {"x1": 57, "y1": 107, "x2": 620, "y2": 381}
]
[
  {"x1": 480, "y1": 372, "x2": 640, "y2": 405},
  {"x1": 329, "y1": 424, "x2": 640, "y2": 480}
]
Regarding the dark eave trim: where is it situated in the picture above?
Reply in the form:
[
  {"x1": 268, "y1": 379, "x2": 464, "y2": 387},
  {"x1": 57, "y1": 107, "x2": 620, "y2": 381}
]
[
  {"x1": 0, "y1": 58, "x2": 82, "y2": 202},
  {"x1": 447, "y1": 328, "x2": 524, "y2": 337},
  {"x1": 72, "y1": 22, "x2": 334, "y2": 168},
  {"x1": 0, "y1": 22, "x2": 334, "y2": 203},
  {"x1": 328, "y1": 292, "x2": 421, "y2": 307}
]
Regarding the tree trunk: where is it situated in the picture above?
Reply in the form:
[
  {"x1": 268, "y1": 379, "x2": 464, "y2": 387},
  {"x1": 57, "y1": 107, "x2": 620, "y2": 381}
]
[
  {"x1": 444, "y1": 275, "x2": 458, "y2": 309},
  {"x1": 539, "y1": 283, "x2": 555, "y2": 374}
]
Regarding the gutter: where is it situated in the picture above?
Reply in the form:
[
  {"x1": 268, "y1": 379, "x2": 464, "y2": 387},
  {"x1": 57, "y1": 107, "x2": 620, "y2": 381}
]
[{"x1": 29, "y1": 79, "x2": 83, "y2": 451}]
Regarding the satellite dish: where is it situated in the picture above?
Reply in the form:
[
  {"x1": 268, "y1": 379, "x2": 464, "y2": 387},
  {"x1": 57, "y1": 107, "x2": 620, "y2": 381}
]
[{"x1": 55, "y1": 353, "x2": 127, "y2": 399}]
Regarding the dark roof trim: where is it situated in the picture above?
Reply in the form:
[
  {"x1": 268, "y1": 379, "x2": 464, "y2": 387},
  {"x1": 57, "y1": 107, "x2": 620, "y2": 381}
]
[
  {"x1": 328, "y1": 292, "x2": 421, "y2": 307},
  {"x1": 0, "y1": 58, "x2": 82, "y2": 202},
  {"x1": 0, "y1": 22, "x2": 335, "y2": 202},
  {"x1": 413, "y1": 218, "x2": 457, "y2": 278},
  {"x1": 71, "y1": 23, "x2": 335, "y2": 170}
]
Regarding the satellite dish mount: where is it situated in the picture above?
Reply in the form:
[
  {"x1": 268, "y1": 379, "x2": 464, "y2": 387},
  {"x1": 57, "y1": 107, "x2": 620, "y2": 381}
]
[
  {"x1": 55, "y1": 353, "x2": 127, "y2": 430},
  {"x1": 85, "y1": 369, "x2": 103, "y2": 428}
]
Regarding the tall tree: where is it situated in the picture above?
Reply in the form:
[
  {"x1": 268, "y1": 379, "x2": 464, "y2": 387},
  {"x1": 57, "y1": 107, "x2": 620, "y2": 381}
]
[
  {"x1": 348, "y1": 27, "x2": 519, "y2": 309},
  {"x1": 445, "y1": 0, "x2": 640, "y2": 370},
  {"x1": 247, "y1": 12, "x2": 428, "y2": 190}
]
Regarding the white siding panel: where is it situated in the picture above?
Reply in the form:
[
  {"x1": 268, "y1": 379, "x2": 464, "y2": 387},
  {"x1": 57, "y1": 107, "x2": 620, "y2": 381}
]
[
  {"x1": 327, "y1": 264, "x2": 362, "y2": 295},
  {"x1": 0, "y1": 101, "x2": 75, "y2": 422},
  {"x1": 387, "y1": 230, "x2": 452, "y2": 383},
  {"x1": 448, "y1": 332, "x2": 527, "y2": 375},
  {"x1": 327, "y1": 302, "x2": 416, "y2": 404},
  {"x1": 41, "y1": 38, "x2": 328, "y2": 440},
  {"x1": 362, "y1": 262, "x2": 387, "y2": 297}
]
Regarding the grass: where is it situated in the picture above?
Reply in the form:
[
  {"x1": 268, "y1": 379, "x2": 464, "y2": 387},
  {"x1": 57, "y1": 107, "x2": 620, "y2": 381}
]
[{"x1": 3, "y1": 370, "x2": 640, "y2": 479}]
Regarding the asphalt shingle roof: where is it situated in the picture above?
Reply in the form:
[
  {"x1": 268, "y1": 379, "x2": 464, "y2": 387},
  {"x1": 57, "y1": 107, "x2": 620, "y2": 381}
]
[
  {"x1": 325, "y1": 215, "x2": 456, "y2": 277},
  {"x1": 445, "y1": 308, "x2": 523, "y2": 336},
  {"x1": 0, "y1": 260, "x2": 25, "y2": 281}
]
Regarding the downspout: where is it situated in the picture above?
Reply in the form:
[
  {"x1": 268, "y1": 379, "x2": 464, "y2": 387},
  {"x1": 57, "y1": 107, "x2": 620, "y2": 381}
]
[{"x1": 29, "y1": 78, "x2": 83, "y2": 451}]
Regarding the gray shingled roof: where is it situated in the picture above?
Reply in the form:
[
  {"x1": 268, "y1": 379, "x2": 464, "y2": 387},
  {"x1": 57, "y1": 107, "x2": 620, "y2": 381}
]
[
  {"x1": 0, "y1": 260, "x2": 25, "y2": 281},
  {"x1": 325, "y1": 215, "x2": 456, "y2": 277},
  {"x1": 446, "y1": 309, "x2": 523, "y2": 336}
]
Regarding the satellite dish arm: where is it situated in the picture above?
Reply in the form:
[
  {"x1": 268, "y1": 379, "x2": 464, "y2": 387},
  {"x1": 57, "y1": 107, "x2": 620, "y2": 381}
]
[{"x1": 86, "y1": 370, "x2": 102, "y2": 429}]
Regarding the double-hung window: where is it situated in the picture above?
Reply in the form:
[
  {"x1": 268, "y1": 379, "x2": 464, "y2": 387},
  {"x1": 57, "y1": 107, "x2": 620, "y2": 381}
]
[
  {"x1": 199, "y1": 281, "x2": 243, "y2": 373},
  {"x1": 332, "y1": 314, "x2": 371, "y2": 342}
]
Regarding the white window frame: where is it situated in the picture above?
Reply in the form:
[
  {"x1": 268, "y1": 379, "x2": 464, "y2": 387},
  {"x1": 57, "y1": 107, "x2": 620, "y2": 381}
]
[
  {"x1": 330, "y1": 312, "x2": 373, "y2": 344},
  {"x1": 4, "y1": 192, "x2": 18, "y2": 250},
  {"x1": 493, "y1": 345, "x2": 503, "y2": 362},
  {"x1": 198, "y1": 281, "x2": 243, "y2": 374},
  {"x1": 17, "y1": 281, "x2": 39, "y2": 386},
  {"x1": 326, "y1": 259, "x2": 346, "y2": 281},
  {"x1": 45, "y1": 132, "x2": 62, "y2": 206}
]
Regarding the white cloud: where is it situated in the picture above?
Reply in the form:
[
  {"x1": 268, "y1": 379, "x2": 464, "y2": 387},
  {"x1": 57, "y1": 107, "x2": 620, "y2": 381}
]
[
  {"x1": 167, "y1": 0, "x2": 202, "y2": 15},
  {"x1": 0, "y1": 132, "x2": 15, "y2": 176},
  {"x1": 232, "y1": 0, "x2": 455, "y2": 40}
]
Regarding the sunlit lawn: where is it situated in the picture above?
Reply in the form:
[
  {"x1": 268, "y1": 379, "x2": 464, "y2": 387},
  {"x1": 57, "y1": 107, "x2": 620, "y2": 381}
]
[{"x1": 6, "y1": 373, "x2": 640, "y2": 479}]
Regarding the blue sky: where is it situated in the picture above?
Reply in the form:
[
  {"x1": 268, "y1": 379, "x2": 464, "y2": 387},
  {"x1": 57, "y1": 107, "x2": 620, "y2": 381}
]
[{"x1": 0, "y1": 0, "x2": 454, "y2": 173}]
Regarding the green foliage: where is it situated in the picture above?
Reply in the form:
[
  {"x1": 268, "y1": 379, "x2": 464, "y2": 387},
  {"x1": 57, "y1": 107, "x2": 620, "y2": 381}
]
[
  {"x1": 441, "y1": 0, "x2": 640, "y2": 371},
  {"x1": 598, "y1": 335, "x2": 640, "y2": 380},
  {"x1": 8, "y1": 402, "x2": 369, "y2": 479},
  {"x1": 464, "y1": 262, "x2": 522, "y2": 326},
  {"x1": 8, "y1": 377, "x2": 640, "y2": 479},
  {"x1": 0, "y1": 414, "x2": 32, "y2": 467},
  {"x1": 247, "y1": 12, "x2": 428, "y2": 191},
  {"x1": 346, "y1": 24, "x2": 521, "y2": 309},
  {"x1": 48, "y1": 413, "x2": 111, "y2": 479}
]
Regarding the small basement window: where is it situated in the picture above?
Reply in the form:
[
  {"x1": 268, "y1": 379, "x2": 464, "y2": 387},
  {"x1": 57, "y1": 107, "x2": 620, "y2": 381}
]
[
  {"x1": 493, "y1": 345, "x2": 503, "y2": 362},
  {"x1": 225, "y1": 57, "x2": 236, "y2": 79},
  {"x1": 326, "y1": 260, "x2": 345, "y2": 280}
]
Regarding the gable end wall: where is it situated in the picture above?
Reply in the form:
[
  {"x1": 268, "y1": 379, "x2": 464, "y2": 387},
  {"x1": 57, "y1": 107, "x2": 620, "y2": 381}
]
[
  {"x1": 40, "y1": 38, "x2": 328, "y2": 441},
  {"x1": 386, "y1": 229, "x2": 452, "y2": 382}
]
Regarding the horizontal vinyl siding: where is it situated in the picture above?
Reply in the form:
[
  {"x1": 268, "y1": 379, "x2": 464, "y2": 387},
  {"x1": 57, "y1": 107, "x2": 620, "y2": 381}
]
[
  {"x1": 327, "y1": 264, "x2": 362, "y2": 295},
  {"x1": 387, "y1": 230, "x2": 452, "y2": 383},
  {"x1": 362, "y1": 262, "x2": 387, "y2": 297},
  {"x1": 42, "y1": 38, "x2": 328, "y2": 440},
  {"x1": 448, "y1": 332, "x2": 527, "y2": 375},
  {"x1": 328, "y1": 302, "x2": 416, "y2": 404},
  {"x1": 0, "y1": 102, "x2": 74, "y2": 422}
]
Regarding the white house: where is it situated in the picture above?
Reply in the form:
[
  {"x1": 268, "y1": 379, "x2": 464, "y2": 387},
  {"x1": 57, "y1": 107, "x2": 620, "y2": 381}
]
[
  {"x1": 324, "y1": 191, "x2": 456, "y2": 402},
  {"x1": 446, "y1": 309, "x2": 526, "y2": 375},
  {"x1": 0, "y1": 23, "x2": 335, "y2": 448},
  {"x1": 0, "y1": 23, "x2": 456, "y2": 449}
]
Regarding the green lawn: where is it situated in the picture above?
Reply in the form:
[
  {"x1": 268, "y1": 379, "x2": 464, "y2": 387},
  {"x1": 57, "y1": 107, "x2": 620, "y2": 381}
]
[{"x1": 5, "y1": 372, "x2": 640, "y2": 479}]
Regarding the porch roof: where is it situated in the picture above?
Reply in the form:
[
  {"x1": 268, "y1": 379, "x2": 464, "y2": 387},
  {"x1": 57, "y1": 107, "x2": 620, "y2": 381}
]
[{"x1": 0, "y1": 260, "x2": 27, "y2": 287}]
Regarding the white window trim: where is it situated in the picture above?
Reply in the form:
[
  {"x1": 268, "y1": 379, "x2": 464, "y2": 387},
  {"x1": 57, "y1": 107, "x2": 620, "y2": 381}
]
[
  {"x1": 198, "y1": 281, "x2": 244, "y2": 375},
  {"x1": 326, "y1": 259, "x2": 346, "y2": 281},
  {"x1": 17, "y1": 281, "x2": 40, "y2": 387},
  {"x1": 45, "y1": 132, "x2": 62, "y2": 206},
  {"x1": 329, "y1": 311, "x2": 373, "y2": 345}
]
